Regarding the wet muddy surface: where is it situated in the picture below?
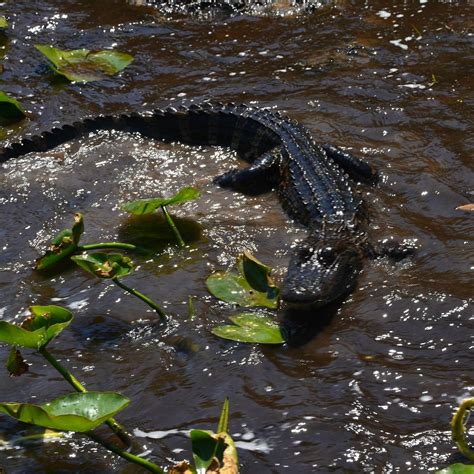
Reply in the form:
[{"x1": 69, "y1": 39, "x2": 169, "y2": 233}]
[{"x1": 0, "y1": 1, "x2": 473, "y2": 472}]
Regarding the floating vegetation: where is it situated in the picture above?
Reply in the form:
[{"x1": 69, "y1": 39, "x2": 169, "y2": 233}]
[
  {"x1": 208, "y1": 252, "x2": 284, "y2": 344},
  {"x1": 35, "y1": 213, "x2": 144, "y2": 271},
  {"x1": 0, "y1": 305, "x2": 237, "y2": 472},
  {"x1": 212, "y1": 312, "x2": 284, "y2": 344},
  {"x1": 121, "y1": 187, "x2": 200, "y2": 248},
  {"x1": 35, "y1": 44, "x2": 133, "y2": 82},
  {"x1": 0, "y1": 392, "x2": 130, "y2": 433},
  {"x1": 207, "y1": 251, "x2": 279, "y2": 309},
  {"x1": 0, "y1": 90, "x2": 26, "y2": 125},
  {"x1": 72, "y1": 252, "x2": 167, "y2": 321}
]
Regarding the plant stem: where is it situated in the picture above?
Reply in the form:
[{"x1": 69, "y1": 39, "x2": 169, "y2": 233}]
[
  {"x1": 112, "y1": 278, "x2": 167, "y2": 321},
  {"x1": 80, "y1": 242, "x2": 144, "y2": 253},
  {"x1": 39, "y1": 347, "x2": 132, "y2": 447},
  {"x1": 188, "y1": 295, "x2": 196, "y2": 322},
  {"x1": 86, "y1": 431, "x2": 164, "y2": 474},
  {"x1": 452, "y1": 397, "x2": 474, "y2": 461},
  {"x1": 160, "y1": 205, "x2": 185, "y2": 247}
]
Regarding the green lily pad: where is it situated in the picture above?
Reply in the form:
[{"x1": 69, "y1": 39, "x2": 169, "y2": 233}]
[
  {"x1": 36, "y1": 213, "x2": 84, "y2": 271},
  {"x1": 0, "y1": 392, "x2": 129, "y2": 432},
  {"x1": 0, "y1": 305, "x2": 73, "y2": 350},
  {"x1": 0, "y1": 91, "x2": 26, "y2": 125},
  {"x1": 207, "y1": 252, "x2": 279, "y2": 309},
  {"x1": 437, "y1": 465, "x2": 474, "y2": 474},
  {"x1": 121, "y1": 187, "x2": 200, "y2": 215},
  {"x1": 35, "y1": 44, "x2": 133, "y2": 82},
  {"x1": 0, "y1": 17, "x2": 8, "y2": 29},
  {"x1": 212, "y1": 312, "x2": 284, "y2": 344},
  {"x1": 72, "y1": 252, "x2": 134, "y2": 279}
]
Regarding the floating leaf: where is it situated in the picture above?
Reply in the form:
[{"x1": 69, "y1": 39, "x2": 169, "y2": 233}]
[
  {"x1": 35, "y1": 44, "x2": 133, "y2": 82},
  {"x1": 0, "y1": 305, "x2": 73, "y2": 350},
  {"x1": 72, "y1": 252, "x2": 134, "y2": 279},
  {"x1": 5, "y1": 347, "x2": 28, "y2": 377},
  {"x1": 0, "y1": 17, "x2": 8, "y2": 29},
  {"x1": 212, "y1": 313, "x2": 284, "y2": 344},
  {"x1": 207, "y1": 252, "x2": 279, "y2": 309},
  {"x1": 456, "y1": 204, "x2": 474, "y2": 212},
  {"x1": 0, "y1": 91, "x2": 26, "y2": 125},
  {"x1": 0, "y1": 392, "x2": 129, "y2": 432},
  {"x1": 238, "y1": 251, "x2": 279, "y2": 299},
  {"x1": 207, "y1": 272, "x2": 278, "y2": 309},
  {"x1": 437, "y1": 464, "x2": 474, "y2": 474},
  {"x1": 121, "y1": 187, "x2": 200, "y2": 215}
]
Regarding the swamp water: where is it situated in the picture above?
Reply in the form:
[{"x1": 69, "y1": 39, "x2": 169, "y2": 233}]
[{"x1": 0, "y1": 1, "x2": 473, "y2": 472}]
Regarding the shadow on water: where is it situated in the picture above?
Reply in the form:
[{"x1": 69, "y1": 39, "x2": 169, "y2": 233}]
[
  {"x1": 280, "y1": 297, "x2": 346, "y2": 347},
  {"x1": 118, "y1": 213, "x2": 202, "y2": 251}
]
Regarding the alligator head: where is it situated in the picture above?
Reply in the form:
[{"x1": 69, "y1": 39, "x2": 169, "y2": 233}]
[{"x1": 281, "y1": 226, "x2": 364, "y2": 308}]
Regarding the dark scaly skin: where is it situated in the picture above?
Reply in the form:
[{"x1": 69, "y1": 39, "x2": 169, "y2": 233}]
[{"x1": 0, "y1": 103, "x2": 377, "y2": 307}]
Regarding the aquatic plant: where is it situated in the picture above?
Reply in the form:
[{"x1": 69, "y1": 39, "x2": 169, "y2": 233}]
[
  {"x1": 207, "y1": 251, "x2": 284, "y2": 344},
  {"x1": 451, "y1": 397, "x2": 474, "y2": 462},
  {"x1": 0, "y1": 305, "x2": 238, "y2": 473},
  {"x1": 212, "y1": 312, "x2": 284, "y2": 344},
  {"x1": 207, "y1": 251, "x2": 279, "y2": 309},
  {"x1": 435, "y1": 398, "x2": 474, "y2": 473},
  {"x1": 71, "y1": 251, "x2": 167, "y2": 321},
  {"x1": 121, "y1": 186, "x2": 200, "y2": 248},
  {"x1": 0, "y1": 90, "x2": 26, "y2": 125},
  {"x1": 35, "y1": 44, "x2": 133, "y2": 82},
  {"x1": 35, "y1": 213, "x2": 144, "y2": 271},
  {"x1": 0, "y1": 17, "x2": 7, "y2": 29}
]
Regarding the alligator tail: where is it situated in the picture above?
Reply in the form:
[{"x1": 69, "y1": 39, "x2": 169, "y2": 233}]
[{"x1": 0, "y1": 103, "x2": 281, "y2": 163}]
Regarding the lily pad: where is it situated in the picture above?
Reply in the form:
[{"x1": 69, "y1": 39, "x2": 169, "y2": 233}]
[
  {"x1": 72, "y1": 252, "x2": 134, "y2": 279},
  {"x1": 0, "y1": 305, "x2": 73, "y2": 350},
  {"x1": 207, "y1": 252, "x2": 279, "y2": 309},
  {"x1": 35, "y1": 44, "x2": 133, "y2": 82},
  {"x1": 212, "y1": 312, "x2": 284, "y2": 344},
  {"x1": 121, "y1": 187, "x2": 200, "y2": 215},
  {"x1": 437, "y1": 465, "x2": 474, "y2": 474},
  {"x1": 0, "y1": 91, "x2": 26, "y2": 125},
  {"x1": 0, "y1": 392, "x2": 129, "y2": 432},
  {"x1": 0, "y1": 17, "x2": 7, "y2": 29},
  {"x1": 36, "y1": 213, "x2": 84, "y2": 271}
]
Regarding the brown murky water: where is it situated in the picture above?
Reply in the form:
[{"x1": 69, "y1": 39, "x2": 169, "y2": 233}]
[{"x1": 0, "y1": 1, "x2": 473, "y2": 472}]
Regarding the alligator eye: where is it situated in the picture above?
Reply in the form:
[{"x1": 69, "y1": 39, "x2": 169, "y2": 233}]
[{"x1": 318, "y1": 247, "x2": 336, "y2": 265}]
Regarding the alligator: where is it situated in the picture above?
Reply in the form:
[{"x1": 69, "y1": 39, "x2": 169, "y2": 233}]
[{"x1": 0, "y1": 103, "x2": 408, "y2": 308}]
